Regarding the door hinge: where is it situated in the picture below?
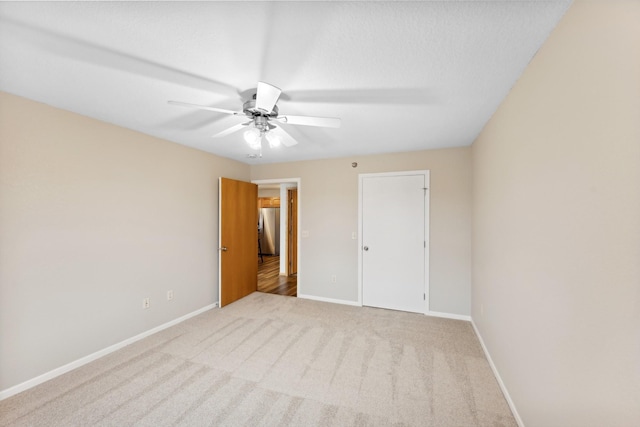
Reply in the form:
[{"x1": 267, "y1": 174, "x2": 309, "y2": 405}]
[
  {"x1": 423, "y1": 187, "x2": 428, "y2": 195},
  {"x1": 424, "y1": 241, "x2": 426, "y2": 248},
  {"x1": 423, "y1": 293, "x2": 426, "y2": 300}
]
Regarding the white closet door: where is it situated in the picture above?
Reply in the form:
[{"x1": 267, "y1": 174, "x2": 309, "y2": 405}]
[{"x1": 361, "y1": 172, "x2": 428, "y2": 313}]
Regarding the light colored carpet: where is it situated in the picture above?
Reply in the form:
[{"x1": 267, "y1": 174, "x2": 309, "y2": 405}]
[{"x1": 0, "y1": 292, "x2": 516, "y2": 426}]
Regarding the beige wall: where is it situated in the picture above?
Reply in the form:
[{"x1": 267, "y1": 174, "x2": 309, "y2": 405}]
[
  {"x1": 257, "y1": 188, "x2": 280, "y2": 198},
  {"x1": 0, "y1": 92, "x2": 249, "y2": 391},
  {"x1": 251, "y1": 147, "x2": 472, "y2": 315},
  {"x1": 472, "y1": 1, "x2": 640, "y2": 425}
]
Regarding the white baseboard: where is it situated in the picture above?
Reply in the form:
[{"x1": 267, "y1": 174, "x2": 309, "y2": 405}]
[
  {"x1": 427, "y1": 310, "x2": 472, "y2": 322},
  {"x1": 297, "y1": 294, "x2": 361, "y2": 307},
  {"x1": 471, "y1": 319, "x2": 525, "y2": 427},
  {"x1": 0, "y1": 303, "x2": 218, "y2": 401},
  {"x1": 296, "y1": 295, "x2": 473, "y2": 321}
]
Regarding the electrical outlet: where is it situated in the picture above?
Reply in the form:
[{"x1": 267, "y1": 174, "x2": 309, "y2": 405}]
[
  {"x1": 143, "y1": 298, "x2": 150, "y2": 309},
  {"x1": 351, "y1": 232, "x2": 357, "y2": 240},
  {"x1": 331, "y1": 275, "x2": 337, "y2": 283},
  {"x1": 167, "y1": 290, "x2": 174, "y2": 301}
]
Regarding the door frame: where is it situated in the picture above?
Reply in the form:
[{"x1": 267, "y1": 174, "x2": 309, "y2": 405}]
[
  {"x1": 357, "y1": 170, "x2": 430, "y2": 312},
  {"x1": 252, "y1": 177, "x2": 302, "y2": 295},
  {"x1": 287, "y1": 188, "x2": 298, "y2": 276}
]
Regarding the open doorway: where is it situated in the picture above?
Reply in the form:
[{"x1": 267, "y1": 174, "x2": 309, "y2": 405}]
[{"x1": 254, "y1": 178, "x2": 300, "y2": 297}]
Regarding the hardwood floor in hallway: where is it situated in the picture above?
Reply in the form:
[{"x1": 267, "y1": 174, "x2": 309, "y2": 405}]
[{"x1": 257, "y1": 256, "x2": 297, "y2": 297}]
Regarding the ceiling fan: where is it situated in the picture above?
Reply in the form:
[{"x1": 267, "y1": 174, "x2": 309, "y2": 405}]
[{"x1": 168, "y1": 82, "x2": 341, "y2": 154}]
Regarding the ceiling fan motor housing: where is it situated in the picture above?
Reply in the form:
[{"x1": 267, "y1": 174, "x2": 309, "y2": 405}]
[
  {"x1": 243, "y1": 98, "x2": 279, "y2": 117},
  {"x1": 243, "y1": 98, "x2": 279, "y2": 132}
]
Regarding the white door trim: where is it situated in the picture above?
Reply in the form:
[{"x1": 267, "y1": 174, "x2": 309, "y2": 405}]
[
  {"x1": 252, "y1": 177, "x2": 302, "y2": 295},
  {"x1": 358, "y1": 170, "x2": 430, "y2": 312}
]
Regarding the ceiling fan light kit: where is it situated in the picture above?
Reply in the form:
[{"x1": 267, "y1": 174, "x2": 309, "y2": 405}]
[
  {"x1": 265, "y1": 132, "x2": 282, "y2": 148},
  {"x1": 168, "y1": 81, "x2": 341, "y2": 156},
  {"x1": 243, "y1": 128, "x2": 262, "y2": 150}
]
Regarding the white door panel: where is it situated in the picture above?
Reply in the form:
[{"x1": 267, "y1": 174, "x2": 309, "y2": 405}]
[{"x1": 361, "y1": 172, "x2": 428, "y2": 313}]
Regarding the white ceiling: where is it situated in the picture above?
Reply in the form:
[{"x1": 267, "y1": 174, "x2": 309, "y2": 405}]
[{"x1": 0, "y1": 1, "x2": 571, "y2": 164}]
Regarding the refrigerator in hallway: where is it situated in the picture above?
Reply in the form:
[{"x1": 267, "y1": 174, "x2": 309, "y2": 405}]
[{"x1": 259, "y1": 207, "x2": 280, "y2": 256}]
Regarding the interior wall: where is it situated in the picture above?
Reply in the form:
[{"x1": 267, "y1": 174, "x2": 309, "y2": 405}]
[
  {"x1": 0, "y1": 92, "x2": 250, "y2": 392},
  {"x1": 471, "y1": 1, "x2": 640, "y2": 425},
  {"x1": 257, "y1": 188, "x2": 280, "y2": 198},
  {"x1": 251, "y1": 147, "x2": 471, "y2": 316}
]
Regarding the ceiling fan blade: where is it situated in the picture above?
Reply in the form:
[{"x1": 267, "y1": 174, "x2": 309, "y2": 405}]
[
  {"x1": 278, "y1": 114, "x2": 341, "y2": 128},
  {"x1": 212, "y1": 122, "x2": 251, "y2": 138},
  {"x1": 2, "y1": 17, "x2": 240, "y2": 98},
  {"x1": 272, "y1": 126, "x2": 299, "y2": 147},
  {"x1": 168, "y1": 101, "x2": 246, "y2": 117},
  {"x1": 282, "y1": 88, "x2": 435, "y2": 105},
  {"x1": 255, "y1": 81, "x2": 282, "y2": 114}
]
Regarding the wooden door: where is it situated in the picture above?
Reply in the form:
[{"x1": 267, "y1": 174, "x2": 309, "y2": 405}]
[
  {"x1": 361, "y1": 172, "x2": 429, "y2": 313},
  {"x1": 219, "y1": 177, "x2": 258, "y2": 307},
  {"x1": 287, "y1": 188, "x2": 298, "y2": 276}
]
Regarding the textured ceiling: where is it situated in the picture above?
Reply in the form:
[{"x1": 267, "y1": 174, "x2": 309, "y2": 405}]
[{"x1": 0, "y1": 1, "x2": 571, "y2": 164}]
